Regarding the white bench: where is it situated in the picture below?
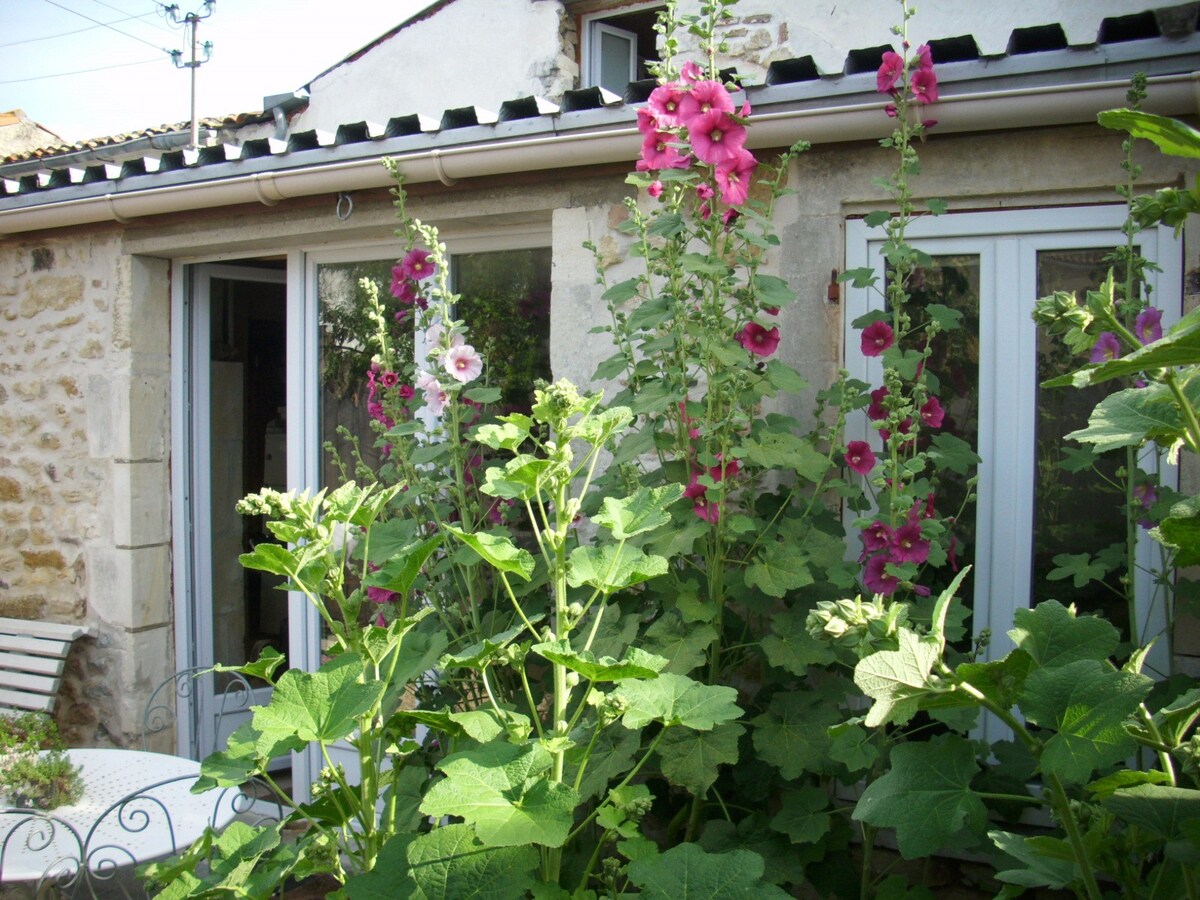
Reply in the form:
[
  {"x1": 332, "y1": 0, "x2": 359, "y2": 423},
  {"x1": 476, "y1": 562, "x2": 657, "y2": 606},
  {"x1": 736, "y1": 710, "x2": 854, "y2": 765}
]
[{"x1": 0, "y1": 617, "x2": 92, "y2": 715}]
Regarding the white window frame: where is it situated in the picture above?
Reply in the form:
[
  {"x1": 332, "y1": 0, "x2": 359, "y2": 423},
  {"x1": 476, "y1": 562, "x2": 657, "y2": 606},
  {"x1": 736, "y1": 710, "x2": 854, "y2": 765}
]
[
  {"x1": 843, "y1": 205, "x2": 1182, "y2": 679},
  {"x1": 581, "y1": 2, "x2": 663, "y2": 92}
]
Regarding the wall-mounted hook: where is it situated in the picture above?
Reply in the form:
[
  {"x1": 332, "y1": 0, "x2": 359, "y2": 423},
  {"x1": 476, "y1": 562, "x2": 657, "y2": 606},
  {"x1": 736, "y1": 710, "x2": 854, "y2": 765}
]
[{"x1": 336, "y1": 192, "x2": 354, "y2": 221}]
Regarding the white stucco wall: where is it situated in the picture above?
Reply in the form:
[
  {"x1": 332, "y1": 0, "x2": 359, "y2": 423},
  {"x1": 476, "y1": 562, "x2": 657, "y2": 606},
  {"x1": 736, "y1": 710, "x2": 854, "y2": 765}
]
[{"x1": 291, "y1": 0, "x2": 573, "y2": 134}]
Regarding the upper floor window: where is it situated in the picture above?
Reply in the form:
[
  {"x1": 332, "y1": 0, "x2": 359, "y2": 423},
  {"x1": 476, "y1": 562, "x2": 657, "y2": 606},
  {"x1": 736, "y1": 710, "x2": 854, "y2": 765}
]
[{"x1": 582, "y1": 3, "x2": 664, "y2": 94}]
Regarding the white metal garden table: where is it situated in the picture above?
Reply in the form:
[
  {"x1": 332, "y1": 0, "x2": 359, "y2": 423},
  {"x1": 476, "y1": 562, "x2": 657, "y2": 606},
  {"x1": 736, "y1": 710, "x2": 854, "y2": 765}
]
[{"x1": 0, "y1": 748, "x2": 241, "y2": 894}]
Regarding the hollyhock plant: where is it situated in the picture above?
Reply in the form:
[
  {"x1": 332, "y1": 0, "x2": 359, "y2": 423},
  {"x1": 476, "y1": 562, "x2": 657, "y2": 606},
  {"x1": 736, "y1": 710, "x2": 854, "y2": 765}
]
[
  {"x1": 890, "y1": 522, "x2": 930, "y2": 564},
  {"x1": 693, "y1": 499, "x2": 720, "y2": 524},
  {"x1": 845, "y1": 441, "x2": 877, "y2": 475},
  {"x1": 861, "y1": 520, "x2": 893, "y2": 553},
  {"x1": 647, "y1": 180, "x2": 664, "y2": 199},
  {"x1": 715, "y1": 149, "x2": 758, "y2": 206},
  {"x1": 688, "y1": 109, "x2": 747, "y2": 166},
  {"x1": 638, "y1": 130, "x2": 692, "y2": 171},
  {"x1": 708, "y1": 455, "x2": 740, "y2": 482},
  {"x1": 867, "y1": 386, "x2": 889, "y2": 421},
  {"x1": 399, "y1": 248, "x2": 436, "y2": 281},
  {"x1": 739, "y1": 322, "x2": 781, "y2": 357},
  {"x1": 444, "y1": 344, "x2": 483, "y2": 384},
  {"x1": 861, "y1": 320, "x2": 895, "y2": 357},
  {"x1": 1090, "y1": 331, "x2": 1122, "y2": 363},
  {"x1": 1135, "y1": 307, "x2": 1163, "y2": 344},
  {"x1": 679, "y1": 60, "x2": 703, "y2": 84}
]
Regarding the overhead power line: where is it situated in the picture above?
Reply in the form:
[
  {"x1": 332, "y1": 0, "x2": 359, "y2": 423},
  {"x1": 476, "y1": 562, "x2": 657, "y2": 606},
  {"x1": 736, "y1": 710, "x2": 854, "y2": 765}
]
[
  {"x1": 84, "y1": 0, "x2": 179, "y2": 36},
  {"x1": 0, "y1": 11, "x2": 161, "y2": 48},
  {"x1": 0, "y1": 56, "x2": 164, "y2": 85},
  {"x1": 38, "y1": 0, "x2": 172, "y2": 53}
]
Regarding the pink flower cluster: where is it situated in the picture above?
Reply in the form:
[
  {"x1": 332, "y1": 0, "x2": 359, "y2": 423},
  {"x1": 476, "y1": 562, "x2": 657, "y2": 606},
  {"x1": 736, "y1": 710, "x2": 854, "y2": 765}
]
[
  {"x1": 859, "y1": 495, "x2": 937, "y2": 596},
  {"x1": 638, "y1": 63, "x2": 759, "y2": 208},
  {"x1": 876, "y1": 43, "x2": 938, "y2": 118},
  {"x1": 683, "y1": 453, "x2": 740, "y2": 524},
  {"x1": 390, "y1": 247, "x2": 437, "y2": 315},
  {"x1": 366, "y1": 364, "x2": 415, "y2": 430}
]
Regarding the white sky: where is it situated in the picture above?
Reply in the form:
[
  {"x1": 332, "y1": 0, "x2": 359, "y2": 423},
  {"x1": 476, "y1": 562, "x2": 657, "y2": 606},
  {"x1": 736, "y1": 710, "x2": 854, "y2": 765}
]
[{"x1": 1, "y1": 0, "x2": 434, "y2": 143}]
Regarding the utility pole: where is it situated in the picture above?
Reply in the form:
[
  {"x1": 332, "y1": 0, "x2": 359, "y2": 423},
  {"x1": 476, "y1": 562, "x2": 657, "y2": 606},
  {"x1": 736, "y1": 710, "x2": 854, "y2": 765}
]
[{"x1": 165, "y1": 1, "x2": 216, "y2": 149}]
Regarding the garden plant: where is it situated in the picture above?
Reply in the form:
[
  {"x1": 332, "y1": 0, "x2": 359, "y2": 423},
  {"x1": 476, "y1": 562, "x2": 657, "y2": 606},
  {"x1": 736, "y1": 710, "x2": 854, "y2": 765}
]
[{"x1": 143, "y1": 0, "x2": 1200, "y2": 897}]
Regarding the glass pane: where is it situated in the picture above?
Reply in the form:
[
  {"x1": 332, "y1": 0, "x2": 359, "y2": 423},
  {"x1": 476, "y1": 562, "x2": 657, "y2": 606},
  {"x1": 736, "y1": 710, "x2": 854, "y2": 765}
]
[
  {"x1": 1034, "y1": 248, "x2": 1128, "y2": 635},
  {"x1": 207, "y1": 276, "x2": 288, "y2": 677},
  {"x1": 452, "y1": 247, "x2": 552, "y2": 412},
  {"x1": 904, "y1": 256, "x2": 982, "y2": 605},
  {"x1": 599, "y1": 29, "x2": 634, "y2": 93},
  {"x1": 318, "y1": 260, "x2": 411, "y2": 492}
]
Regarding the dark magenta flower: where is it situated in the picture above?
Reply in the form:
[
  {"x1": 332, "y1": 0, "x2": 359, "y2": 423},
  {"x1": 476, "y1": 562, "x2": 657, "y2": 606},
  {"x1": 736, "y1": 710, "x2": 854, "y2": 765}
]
[
  {"x1": 708, "y1": 455, "x2": 740, "y2": 482},
  {"x1": 1135, "y1": 307, "x2": 1163, "y2": 344},
  {"x1": 844, "y1": 440, "x2": 876, "y2": 475},
  {"x1": 861, "y1": 320, "x2": 894, "y2": 357},
  {"x1": 683, "y1": 472, "x2": 707, "y2": 500},
  {"x1": 400, "y1": 248, "x2": 436, "y2": 281},
  {"x1": 890, "y1": 522, "x2": 930, "y2": 564},
  {"x1": 739, "y1": 322, "x2": 781, "y2": 357},
  {"x1": 867, "y1": 386, "x2": 889, "y2": 421},
  {"x1": 877, "y1": 50, "x2": 904, "y2": 94},
  {"x1": 910, "y1": 66, "x2": 938, "y2": 104},
  {"x1": 1090, "y1": 332, "x2": 1122, "y2": 363},
  {"x1": 863, "y1": 554, "x2": 900, "y2": 596},
  {"x1": 647, "y1": 180, "x2": 664, "y2": 199},
  {"x1": 693, "y1": 499, "x2": 720, "y2": 523},
  {"x1": 920, "y1": 396, "x2": 944, "y2": 428},
  {"x1": 860, "y1": 520, "x2": 893, "y2": 553}
]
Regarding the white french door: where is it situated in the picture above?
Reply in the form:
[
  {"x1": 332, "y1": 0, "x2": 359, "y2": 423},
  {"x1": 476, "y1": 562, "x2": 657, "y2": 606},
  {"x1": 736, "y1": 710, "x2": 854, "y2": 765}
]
[{"x1": 844, "y1": 206, "x2": 1182, "y2": 675}]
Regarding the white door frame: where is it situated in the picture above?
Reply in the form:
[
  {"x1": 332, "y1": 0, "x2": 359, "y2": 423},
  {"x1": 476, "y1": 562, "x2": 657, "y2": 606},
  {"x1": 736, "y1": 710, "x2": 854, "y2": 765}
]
[{"x1": 843, "y1": 205, "x2": 1181, "y2": 674}]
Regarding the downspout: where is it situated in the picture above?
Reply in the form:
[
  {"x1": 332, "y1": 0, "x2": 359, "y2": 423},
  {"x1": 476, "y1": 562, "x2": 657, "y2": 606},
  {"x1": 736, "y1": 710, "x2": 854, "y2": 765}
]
[{"x1": 1, "y1": 72, "x2": 1197, "y2": 236}]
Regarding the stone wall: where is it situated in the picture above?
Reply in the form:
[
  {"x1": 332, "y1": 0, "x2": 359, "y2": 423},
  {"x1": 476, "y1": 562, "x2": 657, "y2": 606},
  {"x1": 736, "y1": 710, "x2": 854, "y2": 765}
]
[{"x1": 0, "y1": 231, "x2": 173, "y2": 747}]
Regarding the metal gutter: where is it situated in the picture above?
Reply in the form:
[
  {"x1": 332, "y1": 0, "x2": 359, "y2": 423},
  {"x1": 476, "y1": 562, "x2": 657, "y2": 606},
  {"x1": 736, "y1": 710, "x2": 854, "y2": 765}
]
[{"x1": 1, "y1": 71, "x2": 1197, "y2": 237}]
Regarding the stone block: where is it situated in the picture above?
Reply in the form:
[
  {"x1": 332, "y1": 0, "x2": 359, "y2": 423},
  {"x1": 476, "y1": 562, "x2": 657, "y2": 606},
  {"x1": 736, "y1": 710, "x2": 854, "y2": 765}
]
[
  {"x1": 112, "y1": 461, "x2": 169, "y2": 546},
  {"x1": 85, "y1": 544, "x2": 170, "y2": 629}
]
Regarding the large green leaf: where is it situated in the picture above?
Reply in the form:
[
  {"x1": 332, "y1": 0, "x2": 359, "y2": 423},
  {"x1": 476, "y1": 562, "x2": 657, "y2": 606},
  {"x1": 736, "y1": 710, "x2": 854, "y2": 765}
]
[
  {"x1": 988, "y1": 830, "x2": 1079, "y2": 890},
  {"x1": 644, "y1": 611, "x2": 718, "y2": 674},
  {"x1": 736, "y1": 432, "x2": 829, "y2": 481},
  {"x1": 744, "y1": 540, "x2": 814, "y2": 597},
  {"x1": 1098, "y1": 109, "x2": 1200, "y2": 158},
  {"x1": 445, "y1": 526, "x2": 536, "y2": 581},
  {"x1": 760, "y1": 608, "x2": 836, "y2": 676},
  {"x1": 364, "y1": 535, "x2": 443, "y2": 596},
  {"x1": 750, "y1": 691, "x2": 839, "y2": 780},
  {"x1": 344, "y1": 826, "x2": 538, "y2": 900},
  {"x1": 853, "y1": 733, "x2": 986, "y2": 859},
  {"x1": 658, "y1": 722, "x2": 744, "y2": 795},
  {"x1": 253, "y1": 653, "x2": 384, "y2": 746},
  {"x1": 420, "y1": 743, "x2": 579, "y2": 848},
  {"x1": 853, "y1": 628, "x2": 942, "y2": 727},
  {"x1": 1007, "y1": 600, "x2": 1119, "y2": 668},
  {"x1": 531, "y1": 639, "x2": 665, "y2": 682},
  {"x1": 1020, "y1": 658, "x2": 1152, "y2": 784},
  {"x1": 1102, "y1": 784, "x2": 1200, "y2": 841},
  {"x1": 593, "y1": 484, "x2": 684, "y2": 538},
  {"x1": 770, "y1": 787, "x2": 832, "y2": 845},
  {"x1": 615, "y1": 672, "x2": 741, "y2": 731},
  {"x1": 1065, "y1": 381, "x2": 1189, "y2": 452},
  {"x1": 567, "y1": 544, "x2": 668, "y2": 593},
  {"x1": 626, "y1": 843, "x2": 791, "y2": 899},
  {"x1": 1151, "y1": 495, "x2": 1200, "y2": 567}
]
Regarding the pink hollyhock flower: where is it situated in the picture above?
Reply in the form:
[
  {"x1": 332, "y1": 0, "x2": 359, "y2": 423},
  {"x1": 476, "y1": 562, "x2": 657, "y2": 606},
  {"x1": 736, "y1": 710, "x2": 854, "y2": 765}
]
[
  {"x1": 688, "y1": 110, "x2": 747, "y2": 166},
  {"x1": 1090, "y1": 332, "x2": 1122, "y2": 363},
  {"x1": 1135, "y1": 307, "x2": 1163, "y2": 344},
  {"x1": 919, "y1": 396, "x2": 944, "y2": 428},
  {"x1": 647, "y1": 180, "x2": 664, "y2": 199},
  {"x1": 367, "y1": 583, "x2": 397, "y2": 604},
  {"x1": 715, "y1": 148, "x2": 758, "y2": 207},
  {"x1": 678, "y1": 79, "x2": 735, "y2": 122},
  {"x1": 648, "y1": 83, "x2": 687, "y2": 127},
  {"x1": 400, "y1": 248, "x2": 436, "y2": 281},
  {"x1": 679, "y1": 60, "x2": 703, "y2": 84},
  {"x1": 696, "y1": 182, "x2": 715, "y2": 201},
  {"x1": 679, "y1": 401, "x2": 700, "y2": 439},
  {"x1": 914, "y1": 43, "x2": 933, "y2": 71},
  {"x1": 636, "y1": 106, "x2": 659, "y2": 135},
  {"x1": 861, "y1": 520, "x2": 893, "y2": 554},
  {"x1": 398, "y1": 384, "x2": 415, "y2": 400},
  {"x1": 877, "y1": 50, "x2": 904, "y2": 93},
  {"x1": 638, "y1": 130, "x2": 692, "y2": 171},
  {"x1": 890, "y1": 522, "x2": 930, "y2": 564},
  {"x1": 910, "y1": 66, "x2": 939, "y2": 104},
  {"x1": 390, "y1": 266, "x2": 408, "y2": 298},
  {"x1": 693, "y1": 499, "x2": 720, "y2": 523},
  {"x1": 416, "y1": 369, "x2": 439, "y2": 393},
  {"x1": 708, "y1": 455, "x2": 740, "y2": 482},
  {"x1": 444, "y1": 343, "x2": 483, "y2": 383},
  {"x1": 721, "y1": 208, "x2": 740, "y2": 229},
  {"x1": 392, "y1": 278, "x2": 419, "y2": 304},
  {"x1": 867, "y1": 386, "x2": 889, "y2": 421},
  {"x1": 880, "y1": 416, "x2": 913, "y2": 446},
  {"x1": 380, "y1": 371, "x2": 398, "y2": 389},
  {"x1": 394, "y1": 309, "x2": 410, "y2": 324},
  {"x1": 863, "y1": 554, "x2": 900, "y2": 596},
  {"x1": 699, "y1": 201, "x2": 712, "y2": 220},
  {"x1": 884, "y1": 103, "x2": 898, "y2": 117},
  {"x1": 861, "y1": 320, "x2": 894, "y2": 357},
  {"x1": 739, "y1": 322, "x2": 781, "y2": 357},
  {"x1": 844, "y1": 440, "x2": 876, "y2": 475}
]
